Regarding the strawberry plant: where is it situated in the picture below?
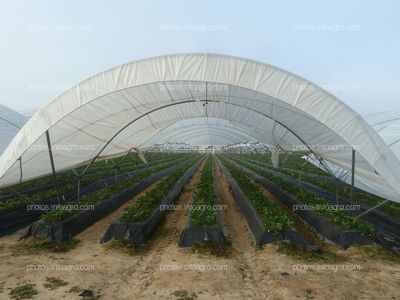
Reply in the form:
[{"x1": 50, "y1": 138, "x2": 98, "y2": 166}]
[
  {"x1": 234, "y1": 154, "x2": 400, "y2": 219},
  {"x1": 121, "y1": 159, "x2": 199, "y2": 223},
  {"x1": 227, "y1": 156, "x2": 375, "y2": 236},
  {"x1": 0, "y1": 153, "x2": 186, "y2": 215},
  {"x1": 220, "y1": 157, "x2": 293, "y2": 234},
  {"x1": 42, "y1": 155, "x2": 198, "y2": 223},
  {"x1": 191, "y1": 156, "x2": 217, "y2": 226}
]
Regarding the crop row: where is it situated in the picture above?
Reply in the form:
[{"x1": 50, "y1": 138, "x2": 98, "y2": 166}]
[
  {"x1": 0, "y1": 154, "x2": 186, "y2": 215},
  {"x1": 121, "y1": 159, "x2": 199, "y2": 223},
  {"x1": 280, "y1": 168, "x2": 400, "y2": 218},
  {"x1": 190, "y1": 156, "x2": 217, "y2": 226},
  {"x1": 235, "y1": 154, "x2": 400, "y2": 218},
  {"x1": 0, "y1": 180, "x2": 83, "y2": 215},
  {"x1": 0, "y1": 152, "x2": 142, "y2": 196},
  {"x1": 0, "y1": 152, "x2": 181, "y2": 197},
  {"x1": 220, "y1": 157, "x2": 293, "y2": 234},
  {"x1": 225, "y1": 156, "x2": 375, "y2": 235},
  {"x1": 234, "y1": 153, "x2": 329, "y2": 176},
  {"x1": 42, "y1": 155, "x2": 198, "y2": 223}
]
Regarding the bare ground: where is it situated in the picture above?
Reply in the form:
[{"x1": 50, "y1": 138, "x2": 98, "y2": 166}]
[{"x1": 0, "y1": 159, "x2": 399, "y2": 300}]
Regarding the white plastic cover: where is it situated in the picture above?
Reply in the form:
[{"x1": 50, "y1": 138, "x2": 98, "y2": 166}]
[
  {"x1": 0, "y1": 53, "x2": 399, "y2": 203},
  {"x1": 366, "y1": 112, "x2": 400, "y2": 161},
  {"x1": 306, "y1": 111, "x2": 400, "y2": 200},
  {"x1": 0, "y1": 104, "x2": 27, "y2": 154}
]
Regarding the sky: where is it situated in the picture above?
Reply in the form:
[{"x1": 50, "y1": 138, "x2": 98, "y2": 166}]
[{"x1": 0, "y1": 0, "x2": 399, "y2": 116}]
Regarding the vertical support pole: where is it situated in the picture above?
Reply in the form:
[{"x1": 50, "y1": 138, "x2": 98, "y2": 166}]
[
  {"x1": 71, "y1": 169, "x2": 81, "y2": 202},
  {"x1": 45, "y1": 130, "x2": 60, "y2": 203},
  {"x1": 19, "y1": 157, "x2": 23, "y2": 184},
  {"x1": 77, "y1": 176, "x2": 81, "y2": 202},
  {"x1": 351, "y1": 149, "x2": 356, "y2": 202},
  {"x1": 335, "y1": 178, "x2": 339, "y2": 205}
]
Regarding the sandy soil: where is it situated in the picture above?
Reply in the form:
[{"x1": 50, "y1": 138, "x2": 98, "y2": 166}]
[{"x1": 0, "y1": 159, "x2": 399, "y2": 300}]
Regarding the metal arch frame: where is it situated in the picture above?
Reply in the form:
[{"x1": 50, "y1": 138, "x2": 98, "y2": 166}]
[
  {"x1": 6, "y1": 80, "x2": 345, "y2": 181},
  {"x1": 2, "y1": 72, "x2": 398, "y2": 207},
  {"x1": 147, "y1": 126, "x2": 257, "y2": 145},
  {"x1": 17, "y1": 88, "x2": 307, "y2": 169},
  {"x1": 79, "y1": 100, "x2": 195, "y2": 175},
  {"x1": 142, "y1": 120, "x2": 259, "y2": 144},
  {"x1": 119, "y1": 117, "x2": 265, "y2": 150},
  {"x1": 80, "y1": 99, "x2": 325, "y2": 175},
  {"x1": 147, "y1": 142, "x2": 198, "y2": 153},
  {"x1": 167, "y1": 130, "x2": 250, "y2": 146},
  {"x1": 369, "y1": 117, "x2": 400, "y2": 127},
  {"x1": 135, "y1": 115, "x2": 303, "y2": 150},
  {"x1": 27, "y1": 88, "x2": 352, "y2": 189},
  {"x1": 0, "y1": 116, "x2": 23, "y2": 129}
]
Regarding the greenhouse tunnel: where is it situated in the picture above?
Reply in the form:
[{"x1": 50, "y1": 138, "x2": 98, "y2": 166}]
[
  {"x1": 0, "y1": 53, "x2": 399, "y2": 205},
  {"x1": 0, "y1": 104, "x2": 28, "y2": 155}
]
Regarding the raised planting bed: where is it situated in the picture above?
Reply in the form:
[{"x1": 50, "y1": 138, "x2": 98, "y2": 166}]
[
  {"x1": 0, "y1": 153, "x2": 185, "y2": 209},
  {"x1": 22, "y1": 157, "x2": 199, "y2": 242},
  {"x1": 234, "y1": 160, "x2": 400, "y2": 252},
  {"x1": 0, "y1": 182, "x2": 75, "y2": 203},
  {"x1": 232, "y1": 154, "x2": 334, "y2": 184},
  {"x1": 179, "y1": 157, "x2": 228, "y2": 247},
  {"x1": 233, "y1": 154, "x2": 400, "y2": 219},
  {"x1": 101, "y1": 158, "x2": 203, "y2": 246},
  {"x1": 0, "y1": 178, "x2": 95, "y2": 236},
  {"x1": 0, "y1": 156, "x2": 193, "y2": 235},
  {"x1": 225, "y1": 157, "x2": 374, "y2": 249},
  {"x1": 81, "y1": 153, "x2": 188, "y2": 180},
  {"x1": 218, "y1": 157, "x2": 314, "y2": 249}
]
